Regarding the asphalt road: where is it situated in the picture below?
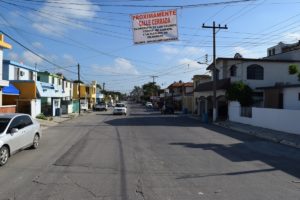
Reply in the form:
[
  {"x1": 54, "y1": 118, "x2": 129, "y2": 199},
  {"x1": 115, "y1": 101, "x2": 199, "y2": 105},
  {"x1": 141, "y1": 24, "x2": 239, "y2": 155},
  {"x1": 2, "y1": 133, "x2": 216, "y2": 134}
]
[{"x1": 0, "y1": 102, "x2": 299, "y2": 200}]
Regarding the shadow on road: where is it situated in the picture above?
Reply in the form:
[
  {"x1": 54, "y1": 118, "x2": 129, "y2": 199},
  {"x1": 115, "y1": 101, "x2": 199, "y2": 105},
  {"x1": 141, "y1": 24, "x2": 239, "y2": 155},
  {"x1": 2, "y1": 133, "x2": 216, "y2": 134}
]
[
  {"x1": 170, "y1": 141, "x2": 300, "y2": 179},
  {"x1": 105, "y1": 115, "x2": 202, "y2": 127}
]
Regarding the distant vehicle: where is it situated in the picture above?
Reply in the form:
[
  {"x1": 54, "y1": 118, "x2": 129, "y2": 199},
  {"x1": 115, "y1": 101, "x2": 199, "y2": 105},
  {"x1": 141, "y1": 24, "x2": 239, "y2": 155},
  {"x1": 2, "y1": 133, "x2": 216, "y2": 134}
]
[
  {"x1": 113, "y1": 103, "x2": 127, "y2": 115},
  {"x1": 145, "y1": 102, "x2": 153, "y2": 108},
  {"x1": 0, "y1": 113, "x2": 42, "y2": 166},
  {"x1": 94, "y1": 102, "x2": 108, "y2": 111}
]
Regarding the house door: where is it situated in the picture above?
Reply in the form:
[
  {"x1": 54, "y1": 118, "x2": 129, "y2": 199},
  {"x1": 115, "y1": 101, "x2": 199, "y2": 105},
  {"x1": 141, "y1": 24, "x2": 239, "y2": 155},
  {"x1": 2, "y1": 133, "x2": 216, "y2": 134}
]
[{"x1": 279, "y1": 93, "x2": 283, "y2": 109}]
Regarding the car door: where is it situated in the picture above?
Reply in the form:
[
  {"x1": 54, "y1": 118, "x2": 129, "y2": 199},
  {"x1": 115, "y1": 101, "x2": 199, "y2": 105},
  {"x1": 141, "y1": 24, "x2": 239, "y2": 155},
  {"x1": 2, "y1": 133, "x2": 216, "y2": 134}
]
[
  {"x1": 21, "y1": 116, "x2": 35, "y2": 147},
  {"x1": 6, "y1": 116, "x2": 24, "y2": 153}
]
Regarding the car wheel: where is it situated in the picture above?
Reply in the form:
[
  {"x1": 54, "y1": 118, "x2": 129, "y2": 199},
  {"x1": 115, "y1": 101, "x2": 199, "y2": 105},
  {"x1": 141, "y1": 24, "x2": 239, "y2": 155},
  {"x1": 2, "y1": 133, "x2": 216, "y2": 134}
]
[
  {"x1": 32, "y1": 134, "x2": 40, "y2": 149},
  {"x1": 0, "y1": 146, "x2": 9, "y2": 166}
]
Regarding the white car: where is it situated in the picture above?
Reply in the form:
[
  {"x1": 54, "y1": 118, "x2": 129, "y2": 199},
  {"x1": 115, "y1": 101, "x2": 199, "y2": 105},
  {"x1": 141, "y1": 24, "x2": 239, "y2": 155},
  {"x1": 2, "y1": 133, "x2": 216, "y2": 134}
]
[
  {"x1": 0, "y1": 113, "x2": 41, "y2": 166},
  {"x1": 113, "y1": 103, "x2": 127, "y2": 115},
  {"x1": 94, "y1": 103, "x2": 108, "y2": 111}
]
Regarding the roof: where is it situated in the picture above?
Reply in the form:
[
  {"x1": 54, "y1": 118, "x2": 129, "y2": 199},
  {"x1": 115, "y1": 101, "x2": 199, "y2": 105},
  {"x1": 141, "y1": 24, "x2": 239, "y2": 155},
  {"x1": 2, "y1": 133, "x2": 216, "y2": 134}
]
[
  {"x1": 0, "y1": 113, "x2": 28, "y2": 119},
  {"x1": 4, "y1": 60, "x2": 39, "y2": 72},
  {"x1": 206, "y1": 57, "x2": 300, "y2": 70},
  {"x1": 257, "y1": 84, "x2": 300, "y2": 90},
  {"x1": 194, "y1": 78, "x2": 231, "y2": 92},
  {"x1": 168, "y1": 82, "x2": 193, "y2": 88},
  {"x1": 3, "y1": 84, "x2": 20, "y2": 95},
  {"x1": 192, "y1": 75, "x2": 211, "y2": 81}
]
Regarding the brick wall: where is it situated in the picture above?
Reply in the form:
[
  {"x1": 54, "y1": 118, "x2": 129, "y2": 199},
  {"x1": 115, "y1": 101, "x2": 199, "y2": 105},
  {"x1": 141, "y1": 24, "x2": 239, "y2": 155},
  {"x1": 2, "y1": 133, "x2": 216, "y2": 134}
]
[{"x1": 0, "y1": 105, "x2": 16, "y2": 113}]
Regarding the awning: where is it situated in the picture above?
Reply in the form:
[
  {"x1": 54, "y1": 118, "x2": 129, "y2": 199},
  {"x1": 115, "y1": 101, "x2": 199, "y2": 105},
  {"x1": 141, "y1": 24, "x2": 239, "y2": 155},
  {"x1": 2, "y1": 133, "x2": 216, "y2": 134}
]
[{"x1": 3, "y1": 84, "x2": 20, "y2": 95}]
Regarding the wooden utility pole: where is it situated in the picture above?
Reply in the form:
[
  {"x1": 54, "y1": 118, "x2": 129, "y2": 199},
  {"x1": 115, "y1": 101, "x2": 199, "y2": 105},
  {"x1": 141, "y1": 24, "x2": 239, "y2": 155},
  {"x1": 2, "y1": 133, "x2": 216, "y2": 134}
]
[
  {"x1": 202, "y1": 21, "x2": 228, "y2": 122},
  {"x1": 78, "y1": 63, "x2": 81, "y2": 115}
]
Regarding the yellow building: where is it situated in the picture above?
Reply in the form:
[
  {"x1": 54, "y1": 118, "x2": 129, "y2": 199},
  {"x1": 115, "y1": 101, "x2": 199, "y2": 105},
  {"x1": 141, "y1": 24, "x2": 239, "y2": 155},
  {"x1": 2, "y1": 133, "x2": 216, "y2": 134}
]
[
  {"x1": 73, "y1": 81, "x2": 97, "y2": 109},
  {"x1": 0, "y1": 35, "x2": 16, "y2": 113}
]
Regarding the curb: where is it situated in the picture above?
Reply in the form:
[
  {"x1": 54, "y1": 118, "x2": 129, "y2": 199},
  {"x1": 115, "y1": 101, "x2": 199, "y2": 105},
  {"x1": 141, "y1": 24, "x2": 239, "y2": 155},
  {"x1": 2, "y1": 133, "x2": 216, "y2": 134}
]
[{"x1": 215, "y1": 122, "x2": 300, "y2": 149}]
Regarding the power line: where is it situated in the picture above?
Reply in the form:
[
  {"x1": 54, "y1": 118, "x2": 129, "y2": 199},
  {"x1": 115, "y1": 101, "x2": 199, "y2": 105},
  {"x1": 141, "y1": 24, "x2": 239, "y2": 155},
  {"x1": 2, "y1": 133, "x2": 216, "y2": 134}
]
[
  {"x1": 13, "y1": 0, "x2": 257, "y2": 8},
  {"x1": 0, "y1": 30, "x2": 77, "y2": 74}
]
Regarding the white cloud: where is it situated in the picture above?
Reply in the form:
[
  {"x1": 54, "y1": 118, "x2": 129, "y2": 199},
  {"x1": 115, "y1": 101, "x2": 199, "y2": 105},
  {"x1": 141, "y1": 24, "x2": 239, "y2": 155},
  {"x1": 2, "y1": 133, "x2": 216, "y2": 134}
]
[
  {"x1": 92, "y1": 58, "x2": 139, "y2": 75},
  {"x1": 8, "y1": 52, "x2": 19, "y2": 61},
  {"x1": 178, "y1": 58, "x2": 208, "y2": 74},
  {"x1": 22, "y1": 50, "x2": 44, "y2": 65},
  {"x1": 282, "y1": 32, "x2": 300, "y2": 43},
  {"x1": 32, "y1": 42, "x2": 43, "y2": 49},
  {"x1": 62, "y1": 54, "x2": 77, "y2": 65},
  {"x1": 159, "y1": 45, "x2": 205, "y2": 57},
  {"x1": 159, "y1": 45, "x2": 179, "y2": 54},
  {"x1": 32, "y1": 0, "x2": 100, "y2": 35},
  {"x1": 233, "y1": 46, "x2": 260, "y2": 58}
]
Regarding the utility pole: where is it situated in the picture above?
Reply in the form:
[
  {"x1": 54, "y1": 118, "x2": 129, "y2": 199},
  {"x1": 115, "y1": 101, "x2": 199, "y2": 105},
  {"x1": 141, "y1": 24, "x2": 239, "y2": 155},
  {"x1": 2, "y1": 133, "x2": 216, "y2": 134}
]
[
  {"x1": 150, "y1": 75, "x2": 158, "y2": 84},
  {"x1": 78, "y1": 63, "x2": 81, "y2": 115},
  {"x1": 149, "y1": 75, "x2": 158, "y2": 104},
  {"x1": 202, "y1": 21, "x2": 228, "y2": 122}
]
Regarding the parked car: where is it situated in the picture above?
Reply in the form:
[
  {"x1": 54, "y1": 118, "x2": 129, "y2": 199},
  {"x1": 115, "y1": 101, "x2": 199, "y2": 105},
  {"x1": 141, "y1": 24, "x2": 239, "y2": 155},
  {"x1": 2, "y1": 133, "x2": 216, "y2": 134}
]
[
  {"x1": 94, "y1": 102, "x2": 108, "y2": 111},
  {"x1": 113, "y1": 103, "x2": 127, "y2": 115},
  {"x1": 0, "y1": 113, "x2": 42, "y2": 166}
]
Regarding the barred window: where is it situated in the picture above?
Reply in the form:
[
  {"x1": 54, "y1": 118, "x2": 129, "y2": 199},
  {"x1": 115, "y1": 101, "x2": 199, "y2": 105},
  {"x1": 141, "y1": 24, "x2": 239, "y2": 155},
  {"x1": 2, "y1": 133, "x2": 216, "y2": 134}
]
[
  {"x1": 247, "y1": 64, "x2": 264, "y2": 80},
  {"x1": 230, "y1": 65, "x2": 237, "y2": 77}
]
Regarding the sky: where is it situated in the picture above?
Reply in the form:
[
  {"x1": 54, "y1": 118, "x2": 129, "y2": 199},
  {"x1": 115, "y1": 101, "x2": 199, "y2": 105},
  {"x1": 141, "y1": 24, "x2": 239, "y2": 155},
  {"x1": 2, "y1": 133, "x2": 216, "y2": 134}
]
[{"x1": 1, "y1": 0, "x2": 300, "y2": 93}]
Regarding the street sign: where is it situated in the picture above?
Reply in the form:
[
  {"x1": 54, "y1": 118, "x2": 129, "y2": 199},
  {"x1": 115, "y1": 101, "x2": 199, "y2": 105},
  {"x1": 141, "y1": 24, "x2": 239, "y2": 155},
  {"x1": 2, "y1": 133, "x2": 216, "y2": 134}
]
[{"x1": 131, "y1": 10, "x2": 178, "y2": 45}]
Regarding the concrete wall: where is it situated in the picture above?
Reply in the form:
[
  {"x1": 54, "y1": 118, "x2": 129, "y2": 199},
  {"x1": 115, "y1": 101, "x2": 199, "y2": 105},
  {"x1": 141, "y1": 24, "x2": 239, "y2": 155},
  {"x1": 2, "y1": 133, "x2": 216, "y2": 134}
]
[
  {"x1": 4, "y1": 63, "x2": 37, "y2": 81},
  {"x1": 0, "y1": 105, "x2": 16, "y2": 113},
  {"x1": 283, "y1": 87, "x2": 300, "y2": 109},
  {"x1": 31, "y1": 99, "x2": 41, "y2": 117},
  {"x1": 229, "y1": 101, "x2": 300, "y2": 135}
]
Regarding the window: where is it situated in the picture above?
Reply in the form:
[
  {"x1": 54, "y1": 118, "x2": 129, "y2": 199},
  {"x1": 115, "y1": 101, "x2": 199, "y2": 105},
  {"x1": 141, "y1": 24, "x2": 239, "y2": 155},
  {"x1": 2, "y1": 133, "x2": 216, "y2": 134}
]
[
  {"x1": 268, "y1": 50, "x2": 272, "y2": 56},
  {"x1": 0, "y1": 118, "x2": 11, "y2": 133},
  {"x1": 22, "y1": 116, "x2": 33, "y2": 126},
  {"x1": 247, "y1": 64, "x2": 264, "y2": 80},
  {"x1": 7, "y1": 117, "x2": 23, "y2": 132},
  {"x1": 52, "y1": 76, "x2": 55, "y2": 84},
  {"x1": 298, "y1": 93, "x2": 300, "y2": 101},
  {"x1": 29, "y1": 71, "x2": 34, "y2": 80},
  {"x1": 230, "y1": 65, "x2": 237, "y2": 77},
  {"x1": 14, "y1": 68, "x2": 20, "y2": 80},
  {"x1": 272, "y1": 48, "x2": 275, "y2": 55}
]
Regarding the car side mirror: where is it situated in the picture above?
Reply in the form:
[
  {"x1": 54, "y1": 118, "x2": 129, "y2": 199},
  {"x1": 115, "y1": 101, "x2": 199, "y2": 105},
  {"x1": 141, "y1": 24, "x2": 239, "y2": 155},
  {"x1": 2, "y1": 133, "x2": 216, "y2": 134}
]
[{"x1": 9, "y1": 128, "x2": 19, "y2": 135}]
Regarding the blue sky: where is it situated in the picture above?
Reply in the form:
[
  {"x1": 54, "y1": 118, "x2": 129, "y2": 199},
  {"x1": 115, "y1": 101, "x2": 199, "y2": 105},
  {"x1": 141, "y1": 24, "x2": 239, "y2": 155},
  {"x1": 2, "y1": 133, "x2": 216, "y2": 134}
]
[{"x1": 1, "y1": 0, "x2": 300, "y2": 93}]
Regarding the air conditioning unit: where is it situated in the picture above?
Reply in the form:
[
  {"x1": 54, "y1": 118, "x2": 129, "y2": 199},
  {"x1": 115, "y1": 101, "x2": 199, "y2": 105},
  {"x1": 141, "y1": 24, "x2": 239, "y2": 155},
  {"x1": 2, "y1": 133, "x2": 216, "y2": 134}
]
[{"x1": 19, "y1": 71, "x2": 25, "y2": 76}]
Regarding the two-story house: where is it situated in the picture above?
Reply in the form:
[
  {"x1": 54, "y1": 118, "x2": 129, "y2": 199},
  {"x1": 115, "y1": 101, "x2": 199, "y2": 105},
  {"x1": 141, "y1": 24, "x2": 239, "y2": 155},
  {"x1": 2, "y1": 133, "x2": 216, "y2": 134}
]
[
  {"x1": 3, "y1": 60, "x2": 40, "y2": 116},
  {"x1": 195, "y1": 52, "x2": 300, "y2": 120},
  {"x1": 167, "y1": 81, "x2": 193, "y2": 111},
  {"x1": 73, "y1": 80, "x2": 97, "y2": 110},
  {"x1": 36, "y1": 71, "x2": 72, "y2": 116},
  {"x1": 0, "y1": 35, "x2": 17, "y2": 113}
]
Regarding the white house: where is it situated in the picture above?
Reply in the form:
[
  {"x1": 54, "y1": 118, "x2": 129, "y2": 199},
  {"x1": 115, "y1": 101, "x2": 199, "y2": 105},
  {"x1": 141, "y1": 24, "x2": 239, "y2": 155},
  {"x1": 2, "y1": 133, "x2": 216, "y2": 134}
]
[{"x1": 194, "y1": 52, "x2": 300, "y2": 120}]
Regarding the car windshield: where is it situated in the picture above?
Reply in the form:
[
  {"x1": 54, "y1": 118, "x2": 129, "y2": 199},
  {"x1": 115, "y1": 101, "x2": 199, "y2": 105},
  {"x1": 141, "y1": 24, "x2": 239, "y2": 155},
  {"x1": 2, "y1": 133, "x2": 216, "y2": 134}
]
[
  {"x1": 115, "y1": 104, "x2": 125, "y2": 107},
  {"x1": 0, "y1": 118, "x2": 11, "y2": 133}
]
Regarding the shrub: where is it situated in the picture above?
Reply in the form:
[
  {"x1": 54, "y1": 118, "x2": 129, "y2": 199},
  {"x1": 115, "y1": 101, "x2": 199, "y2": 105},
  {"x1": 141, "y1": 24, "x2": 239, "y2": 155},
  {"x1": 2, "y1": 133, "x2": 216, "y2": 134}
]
[
  {"x1": 289, "y1": 64, "x2": 298, "y2": 75},
  {"x1": 226, "y1": 82, "x2": 253, "y2": 106},
  {"x1": 36, "y1": 113, "x2": 47, "y2": 120}
]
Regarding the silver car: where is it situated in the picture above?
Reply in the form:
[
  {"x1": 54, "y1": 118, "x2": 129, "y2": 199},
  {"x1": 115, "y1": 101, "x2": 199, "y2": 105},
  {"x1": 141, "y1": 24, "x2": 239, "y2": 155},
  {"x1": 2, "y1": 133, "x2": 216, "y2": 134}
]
[{"x1": 0, "y1": 113, "x2": 41, "y2": 166}]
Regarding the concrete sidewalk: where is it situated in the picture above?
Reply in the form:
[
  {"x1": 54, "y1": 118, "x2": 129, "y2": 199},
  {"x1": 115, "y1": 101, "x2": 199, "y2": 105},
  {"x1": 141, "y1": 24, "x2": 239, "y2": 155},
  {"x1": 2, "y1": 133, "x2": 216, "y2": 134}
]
[
  {"x1": 186, "y1": 114, "x2": 300, "y2": 149},
  {"x1": 215, "y1": 121, "x2": 300, "y2": 149},
  {"x1": 37, "y1": 111, "x2": 91, "y2": 130}
]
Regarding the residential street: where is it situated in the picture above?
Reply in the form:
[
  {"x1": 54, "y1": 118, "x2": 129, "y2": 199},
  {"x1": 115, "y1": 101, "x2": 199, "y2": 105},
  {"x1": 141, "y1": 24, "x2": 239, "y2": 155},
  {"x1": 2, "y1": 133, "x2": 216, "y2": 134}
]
[{"x1": 0, "y1": 103, "x2": 299, "y2": 200}]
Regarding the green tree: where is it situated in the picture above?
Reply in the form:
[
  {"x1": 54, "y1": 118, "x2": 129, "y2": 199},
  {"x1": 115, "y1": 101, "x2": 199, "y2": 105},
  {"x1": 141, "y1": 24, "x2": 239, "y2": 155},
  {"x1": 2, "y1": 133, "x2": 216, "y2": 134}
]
[
  {"x1": 226, "y1": 82, "x2": 253, "y2": 106},
  {"x1": 142, "y1": 82, "x2": 160, "y2": 101}
]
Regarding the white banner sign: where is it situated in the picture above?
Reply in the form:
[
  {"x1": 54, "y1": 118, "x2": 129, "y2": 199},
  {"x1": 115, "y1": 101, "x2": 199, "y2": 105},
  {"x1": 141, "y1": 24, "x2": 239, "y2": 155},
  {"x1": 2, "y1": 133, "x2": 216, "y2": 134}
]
[{"x1": 131, "y1": 10, "x2": 178, "y2": 44}]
